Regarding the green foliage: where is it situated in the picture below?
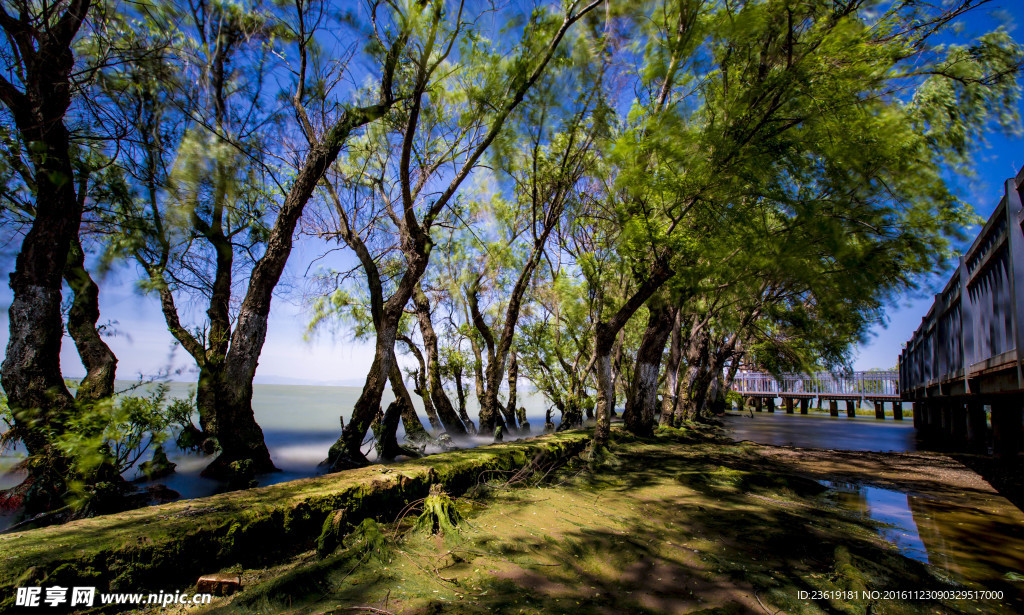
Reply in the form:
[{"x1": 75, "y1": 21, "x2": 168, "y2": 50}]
[{"x1": 53, "y1": 385, "x2": 187, "y2": 479}]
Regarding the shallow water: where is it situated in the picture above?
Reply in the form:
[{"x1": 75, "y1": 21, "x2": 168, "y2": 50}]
[
  {"x1": 722, "y1": 410, "x2": 918, "y2": 452},
  {"x1": 823, "y1": 480, "x2": 1024, "y2": 588}
]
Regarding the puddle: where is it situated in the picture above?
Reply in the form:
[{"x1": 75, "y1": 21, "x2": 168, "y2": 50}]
[
  {"x1": 823, "y1": 481, "x2": 930, "y2": 563},
  {"x1": 822, "y1": 481, "x2": 1024, "y2": 589}
]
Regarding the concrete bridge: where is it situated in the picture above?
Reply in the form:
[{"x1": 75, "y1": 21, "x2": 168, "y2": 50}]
[
  {"x1": 732, "y1": 371, "x2": 902, "y2": 419},
  {"x1": 899, "y1": 168, "x2": 1024, "y2": 456}
]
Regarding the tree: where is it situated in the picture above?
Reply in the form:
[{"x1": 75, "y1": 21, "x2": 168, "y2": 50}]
[
  {"x1": 101, "y1": 0, "x2": 415, "y2": 478},
  {"x1": 320, "y1": 0, "x2": 603, "y2": 470},
  {"x1": 590, "y1": 0, "x2": 1023, "y2": 446},
  {"x1": 0, "y1": 0, "x2": 95, "y2": 512}
]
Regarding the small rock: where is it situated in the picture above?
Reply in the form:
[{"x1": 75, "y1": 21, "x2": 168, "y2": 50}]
[
  {"x1": 437, "y1": 433, "x2": 456, "y2": 451},
  {"x1": 145, "y1": 484, "x2": 180, "y2": 504},
  {"x1": 493, "y1": 425, "x2": 504, "y2": 442},
  {"x1": 139, "y1": 445, "x2": 176, "y2": 480},
  {"x1": 195, "y1": 573, "x2": 241, "y2": 596}
]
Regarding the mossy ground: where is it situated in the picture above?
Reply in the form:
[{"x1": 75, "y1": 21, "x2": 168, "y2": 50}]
[{"x1": 130, "y1": 427, "x2": 1019, "y2": 615}]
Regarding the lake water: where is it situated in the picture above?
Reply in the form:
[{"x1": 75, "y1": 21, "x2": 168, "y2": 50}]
[{"x1": 722, "y1": 409, "x2": 918, "y2": 452}]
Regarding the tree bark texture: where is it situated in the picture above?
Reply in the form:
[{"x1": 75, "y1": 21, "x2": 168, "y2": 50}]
[
  {"x1": 0, "y1": 0, "x2": 92, "y2": 513},
  {"x1": 64, "y1": 238, "x2": 117, "y2": 402},
  {"x1": 399, "y1": 335, "x2": 442, "y2": 431},
  {"x1": 659, "y1": 310, "x2": 683, "y2": 425},
  {"x1": 623, "y1": 303, "x2": 676, "y2": 436},
  {"x1": 412, "y1": 285, "x2": 467, "y2": 434},
  {"x1": 593, "y1": 263, "x2": 675, "y2": 447}
]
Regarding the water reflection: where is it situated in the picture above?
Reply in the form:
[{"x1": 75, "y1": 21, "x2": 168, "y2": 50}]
[
  {"x1": 824, "y1": 481, "x2": 1024, "y2": 590},
  {"x1": 723, "y1": 411, "x2": 917, "y2": 452},
  {"x1": 825, "y1": 482, "x2": 930, "y2": 562}
]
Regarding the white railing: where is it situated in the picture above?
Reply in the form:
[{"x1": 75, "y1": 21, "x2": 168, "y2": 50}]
[{"x1": 732, "y1": 371, "x2": 899, "y2": 398}]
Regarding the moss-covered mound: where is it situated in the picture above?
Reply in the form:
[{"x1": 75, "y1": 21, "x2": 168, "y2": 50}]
[{"x1": 0, "y1": 431, "x2": 590, "y2": 611}]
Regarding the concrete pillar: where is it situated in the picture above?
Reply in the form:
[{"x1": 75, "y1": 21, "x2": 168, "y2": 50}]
[
  {"x1": 874, "y1": 400, "x2": 885, "y2": 420},
  {"x1": 933, "y1": 403, "x2": 946, "y2": 435},
  {"x1": 800, "y1": 398, "x2": 809, "y2": 414},
  {"x1": 785, "y1": 397, "x2": 794, "y2": 414},
  {"x1": 949, "y1": 400, "x2": 969, "y2": 449},
  {"x1": 829, "y1": 399, "x2": 839, "y2": 417},
  {"x1": 916, "y1": 400, "x2": 929, "y2": 434},
  {"x1": 894, "y1": 401, "x2": 904, "y2": 421},
  {"x1": 940, "y1": 403, "x2": 954, "y2": 443},
  {"x1": 845, "y1": 400, "x2": 856, "y2": 418},
  {"x1": 991, "y1": 400, "x2": 1022, "y2": 457},
  {"x1": 766, "y1": 397, "x2": 775, "y2": 413},
  {"x1": 966, "y1": 401, "x2": 987, "y2": 451},
  {"x1": 755, "y1": 397, "x2": 763, "y2": 412}
]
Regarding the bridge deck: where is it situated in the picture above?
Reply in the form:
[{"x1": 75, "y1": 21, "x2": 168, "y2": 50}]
[{"x1": 732, "y1": 371, "x2": 900, "y2": 402}]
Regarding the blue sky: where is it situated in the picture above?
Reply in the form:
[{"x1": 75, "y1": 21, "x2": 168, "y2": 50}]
[{"x1": 1, "y1": 1, "x2": 1023, "y2": 385}]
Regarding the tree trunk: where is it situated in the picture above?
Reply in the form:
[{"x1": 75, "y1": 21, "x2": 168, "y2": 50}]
[
  {"x1": 675, "y1": 326, "x2": 712, "y2": 424},
  {"x1": 623, "y1": 303, "x2": 675, "y2": 436},
  {"x1": 399, "y1": 335, "x2": 442, "y2": 431},
  {"x1": 328, "y1": 322, "x2": 398, "y2": 470},
  {"x1": 0, "y1": 0, "x2": 91, "y2": 514},
  {"x1": 387, "y1": 351, "x2": 430, "y2": 444},
  {"x1": 376, "y1": 399, "x2": 422, "y2": 461},
  {"x1": 505, "y1": 351, "x2": 520, "y2": 430},
  {"x1": 412, "y1": 286, "x2": 467, "y2": 434},
  {"x1": 452, "y1": 365, "x2": 476, "y2": 434},
  {"x1": 593, "y1": 264, "x2": 675, "y2": 448},
  {"x1": 593, "y1": 325, "x2": 616, "y2": 446},
  {"x1": 64, "y1": 238, "x2": 117, "y2": 402},
  {"x1": 659, "y1": 310, "x2": 682, "y2": 425}
]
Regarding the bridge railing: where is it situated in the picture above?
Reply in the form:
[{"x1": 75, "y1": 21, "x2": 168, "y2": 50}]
[
  {"x1": 899, "y1": 168, "x2": 1024, "y2": 397},
  {"x1": 732, "y1": 371, "x2": 899, "y2": 397}
]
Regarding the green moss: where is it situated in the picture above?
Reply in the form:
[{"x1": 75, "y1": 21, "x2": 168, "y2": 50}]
[
  {"x1": 414, "y1": 484, "x2": 463, "y2": 538},
  {"x1": 347, "y1": 518, "x2": 391, "y2": 563},
  {"x1": 0, "y1": 429, "x2": 592, "y2": 610},
  {"x1": 316, "y1": 509, "x2": 350, "y2": 558}
]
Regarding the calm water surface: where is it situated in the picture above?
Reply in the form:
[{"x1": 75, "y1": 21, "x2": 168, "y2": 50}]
[{"x1": 722, "y1": 410, "x2": 917, "y2": 452}]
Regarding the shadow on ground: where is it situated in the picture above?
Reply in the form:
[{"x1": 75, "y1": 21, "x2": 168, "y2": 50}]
[{"x1": 185, "y1": 429, "x2": 1022, "y2": 615}]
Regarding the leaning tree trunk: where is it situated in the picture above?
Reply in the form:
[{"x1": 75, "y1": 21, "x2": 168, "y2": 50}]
[
  {"x1": 593, "y1": 264, "x2": 675, "y2": 447},
  {"x1": 207, "y1": 30, "x2": 410, "y2": 478},
  {"x1": 623, "y1": 303, "x2": 676, "y2": 437},
  {"x1": 399, "y1": 335, "x2": 442, "y2": 431},
  {"x1": 64, "y1": 238, "x2": 117, "y2": 402},
  {"x1": 412, "y1": 286, "x2": 467, "y2": 434},
  {"x1": 328, "y1": 320, "x2": 399, "y2": 470},
  {"x1": 387, "y1": 351, "x2": 431, "y2": 444}
]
